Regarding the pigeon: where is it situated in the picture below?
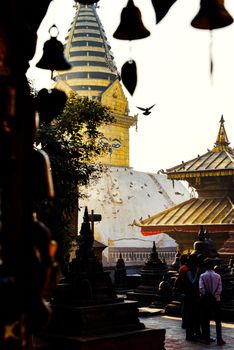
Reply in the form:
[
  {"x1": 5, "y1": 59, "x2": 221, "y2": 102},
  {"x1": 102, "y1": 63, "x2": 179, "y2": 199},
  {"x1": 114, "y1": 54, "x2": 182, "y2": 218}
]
[{"x1": 136, "y1": 104, "x2": 155, "y2": 115}]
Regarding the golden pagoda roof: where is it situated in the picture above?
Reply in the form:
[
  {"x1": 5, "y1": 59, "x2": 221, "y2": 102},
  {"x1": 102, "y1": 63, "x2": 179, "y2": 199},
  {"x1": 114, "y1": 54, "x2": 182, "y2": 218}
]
[
  {"x1": 166, "y1": 116, "x2": 234, "y2": 180},
  {"x1": 136, "y1": 196, "x2": 234, "y2": 234}
]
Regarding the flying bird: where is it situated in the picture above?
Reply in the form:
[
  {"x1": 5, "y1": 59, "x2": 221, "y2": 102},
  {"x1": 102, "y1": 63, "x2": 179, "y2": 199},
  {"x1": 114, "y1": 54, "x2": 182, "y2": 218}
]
[{"x1": 136, "y1": 104, "x2": 155, "y2": 115}]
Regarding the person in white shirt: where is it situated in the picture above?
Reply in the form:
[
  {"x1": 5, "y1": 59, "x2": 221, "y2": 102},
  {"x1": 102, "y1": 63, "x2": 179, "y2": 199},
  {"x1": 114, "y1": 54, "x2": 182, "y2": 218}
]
[{"x1": 199, "y1": 257, "x2": 226, "y2": 346}]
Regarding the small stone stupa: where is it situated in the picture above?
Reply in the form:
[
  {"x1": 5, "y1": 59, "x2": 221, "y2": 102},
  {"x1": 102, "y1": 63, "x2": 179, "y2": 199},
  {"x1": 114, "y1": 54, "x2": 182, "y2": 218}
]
[
  {"x1": 114, "y1": 253, "x2": 127, "y2": 291},
  {"x1": 126, "y1": 242, "x2": 168, "y2": 306}
]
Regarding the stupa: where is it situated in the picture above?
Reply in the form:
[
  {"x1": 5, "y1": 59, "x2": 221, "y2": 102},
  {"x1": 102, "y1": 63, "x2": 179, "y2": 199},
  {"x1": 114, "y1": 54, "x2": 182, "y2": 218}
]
[
  {"x1": 126, "y1": 242, "x2": 169, "y2": 306},
  {"x1": 54, "y1": 3, "x2": 190, "y2": 263},
  {"x1": 136, "y1": 117, "x2": 234, "y2": 259}
]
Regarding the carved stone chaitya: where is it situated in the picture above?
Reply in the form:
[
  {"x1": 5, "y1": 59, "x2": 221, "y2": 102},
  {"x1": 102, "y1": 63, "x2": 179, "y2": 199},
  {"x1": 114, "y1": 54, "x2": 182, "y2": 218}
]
[{"x1": 127, "y1": 242, "x2": 169, "y2": 306}]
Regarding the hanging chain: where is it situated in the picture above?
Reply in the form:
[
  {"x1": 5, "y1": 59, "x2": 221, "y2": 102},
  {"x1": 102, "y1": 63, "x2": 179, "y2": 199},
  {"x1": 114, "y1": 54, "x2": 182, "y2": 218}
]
[{"x1": 209, "y1": 30, "x2": 213, "y2": 84}]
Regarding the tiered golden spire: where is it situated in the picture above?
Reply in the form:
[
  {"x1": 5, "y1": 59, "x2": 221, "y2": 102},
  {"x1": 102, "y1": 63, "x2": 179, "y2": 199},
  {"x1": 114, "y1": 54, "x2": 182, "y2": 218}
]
[{"x1": 212, "y1": 115, "x2": 231, "y2": 152}]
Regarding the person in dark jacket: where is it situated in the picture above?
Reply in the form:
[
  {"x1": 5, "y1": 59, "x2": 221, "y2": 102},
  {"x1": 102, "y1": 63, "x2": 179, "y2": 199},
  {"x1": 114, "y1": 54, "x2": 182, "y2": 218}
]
[
  {"x1": 184, "y1": 254, "x2": 202, "y2": 342},
  {"x1": 174, "y1": 254, "x2": 189, "y2": 329}
]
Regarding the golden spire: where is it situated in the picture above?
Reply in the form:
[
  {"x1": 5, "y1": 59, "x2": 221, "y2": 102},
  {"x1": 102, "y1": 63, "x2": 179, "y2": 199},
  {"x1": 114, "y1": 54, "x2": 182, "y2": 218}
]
[{"x1": 212, "y1": 116, "x2": 231, "y2": 152}]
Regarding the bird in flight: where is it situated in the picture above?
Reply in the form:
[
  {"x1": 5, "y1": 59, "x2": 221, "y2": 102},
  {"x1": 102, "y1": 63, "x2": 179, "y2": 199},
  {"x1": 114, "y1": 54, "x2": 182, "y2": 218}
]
[{"x1": 136, "y1": 104, "x2": 155, "y2": 115}]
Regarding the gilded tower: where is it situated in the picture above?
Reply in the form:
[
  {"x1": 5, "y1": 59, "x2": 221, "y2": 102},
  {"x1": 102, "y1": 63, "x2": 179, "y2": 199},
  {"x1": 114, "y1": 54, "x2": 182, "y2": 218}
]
[{"x1": 55, "y1": 3, "x2": 137, "y2": 167}]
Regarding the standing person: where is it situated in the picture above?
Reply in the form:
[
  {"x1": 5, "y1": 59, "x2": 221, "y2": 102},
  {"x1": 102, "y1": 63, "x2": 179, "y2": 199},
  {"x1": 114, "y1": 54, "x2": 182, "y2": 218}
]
[
  {"x1": 174, "y1": 254, "x2": 189, "y2": 329},
  {"x1": 184, "y1": 254, "x2": 202, "y2": 342},
  {"x1": 199, "y1": 257, "x2": 226, "y2": 346}
]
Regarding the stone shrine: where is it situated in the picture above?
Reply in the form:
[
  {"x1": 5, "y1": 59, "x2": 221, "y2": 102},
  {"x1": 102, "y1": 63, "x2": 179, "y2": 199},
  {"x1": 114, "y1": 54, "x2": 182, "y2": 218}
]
[
  {"x1": 127, "y1": 242, "x2": 168, "y2": 306},
  {"x1": 33, "y1": 208, "x2": 165, "y2": 349}
]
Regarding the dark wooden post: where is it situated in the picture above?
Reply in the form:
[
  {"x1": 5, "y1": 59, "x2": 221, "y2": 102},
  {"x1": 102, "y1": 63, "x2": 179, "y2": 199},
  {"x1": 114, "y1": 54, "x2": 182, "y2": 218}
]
[{"x1": 0, "y1": 1, "x2": 52, "y2": 348}]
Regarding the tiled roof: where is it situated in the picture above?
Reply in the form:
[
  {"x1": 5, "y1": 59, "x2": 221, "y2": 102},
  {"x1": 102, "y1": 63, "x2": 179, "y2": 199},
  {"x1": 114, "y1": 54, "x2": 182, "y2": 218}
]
[
  {"x1": 166, "y1": 116, "x2": 234, "y2": 179},
  {"x1": 137, "y1": 196, "x2": 234, "y2": 233},
  {"x1": 167, "y1": 150, "x2": 234, "y2": 179}
]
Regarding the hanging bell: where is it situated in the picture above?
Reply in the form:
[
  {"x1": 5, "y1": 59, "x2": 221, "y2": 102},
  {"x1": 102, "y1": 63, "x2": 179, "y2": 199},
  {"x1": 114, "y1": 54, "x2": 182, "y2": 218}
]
[
  {"x1": 36, "y1": 25, "x2": 71, "y2": 71},
  {"x1": 191, "y1": 0, "x2": 233, "y2": 30},
  {"x1": 35, "y1": 88, "x2": 67, "y2": 123},
  {"x1": 121, "y1": 59, "x2": 137, "y2": 95},
  {"x1": 151, "y1": 0, "x2": 177, "y2": 24},
  {"x1": 113, "y1": 0, "x2": 150, "y2": 40}
]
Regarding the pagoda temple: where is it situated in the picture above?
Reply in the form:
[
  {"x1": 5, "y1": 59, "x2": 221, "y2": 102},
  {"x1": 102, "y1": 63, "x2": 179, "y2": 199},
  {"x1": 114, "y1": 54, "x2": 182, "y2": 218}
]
[{"x1": 136, "y1": 117, "x2": 234, "y2": 259}]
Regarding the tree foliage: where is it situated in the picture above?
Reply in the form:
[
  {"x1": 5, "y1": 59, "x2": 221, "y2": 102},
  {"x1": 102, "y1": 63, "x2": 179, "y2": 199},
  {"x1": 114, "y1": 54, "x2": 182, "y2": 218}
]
[{"x1": 35, "y1": 93, "x2": 114, "y2": 271}]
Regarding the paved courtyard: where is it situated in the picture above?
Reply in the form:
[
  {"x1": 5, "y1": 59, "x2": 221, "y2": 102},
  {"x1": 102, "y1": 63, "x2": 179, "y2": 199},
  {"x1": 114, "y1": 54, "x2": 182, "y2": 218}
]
[{"x1": 140, "y1": 314, "x2": 234, "y2": 350}]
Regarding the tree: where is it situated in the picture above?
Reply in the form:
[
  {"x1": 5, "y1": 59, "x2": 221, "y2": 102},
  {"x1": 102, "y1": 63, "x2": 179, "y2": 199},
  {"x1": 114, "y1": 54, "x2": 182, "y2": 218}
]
[{"x1": 35, "y1": 93, "x2": 114, "y2": 272}]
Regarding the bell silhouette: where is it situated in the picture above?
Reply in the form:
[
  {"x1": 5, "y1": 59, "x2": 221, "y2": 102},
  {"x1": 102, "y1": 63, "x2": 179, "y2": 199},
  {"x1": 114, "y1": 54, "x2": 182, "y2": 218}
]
[
  {"x1": 121, "y1": 59, "x2": 137, "y2": 95},
  {"x1": 151, "y1": 0, "x2": 177, "y2": 24},
  {"x1": 191, "y1": 0, "x2": 233, "y2": 30},
  {"x1": 113, "y1": 0, "x2": 150, "y2": 40},
  {"x1": 32, "y1": 148, "x2": 55, "y2": 200},
  {"x1": 35, "y1": 88, "x2": 67, "y2": 123},
  {"x1": 36, "y1": 25, "x2": 71, "y2": 71}
]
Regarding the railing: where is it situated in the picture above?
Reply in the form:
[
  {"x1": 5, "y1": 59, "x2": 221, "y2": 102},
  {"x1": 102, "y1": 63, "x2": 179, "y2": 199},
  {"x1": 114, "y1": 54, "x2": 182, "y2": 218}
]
[{"x1": 105, "y1": 246, "x2": 177, "y2": 266}]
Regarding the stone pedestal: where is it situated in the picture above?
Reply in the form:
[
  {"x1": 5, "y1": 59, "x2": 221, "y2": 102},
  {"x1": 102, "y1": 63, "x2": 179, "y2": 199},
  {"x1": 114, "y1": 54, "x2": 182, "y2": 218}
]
[
  {"x1": 33, "y1": 299, "x2": 166, "y2": 350},
  {"x1": 42, "y1": 300, "x2": 144, "y2": 337},
  {"x1": 34, "y1": 328, "x2": 166, "y2": 350}
]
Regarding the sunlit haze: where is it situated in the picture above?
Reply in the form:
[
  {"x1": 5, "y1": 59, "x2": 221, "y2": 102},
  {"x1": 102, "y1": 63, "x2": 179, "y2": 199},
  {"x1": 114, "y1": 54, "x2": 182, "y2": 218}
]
[{"x1": 27, "y1": 0, "x2": 234, "y2": 173}]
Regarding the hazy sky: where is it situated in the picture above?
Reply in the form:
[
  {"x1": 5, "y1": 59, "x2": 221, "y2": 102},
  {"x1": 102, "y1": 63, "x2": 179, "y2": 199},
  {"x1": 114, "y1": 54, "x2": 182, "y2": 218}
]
[{"x1": 27, "y1": 0, "x2": 234, "y2": 173}]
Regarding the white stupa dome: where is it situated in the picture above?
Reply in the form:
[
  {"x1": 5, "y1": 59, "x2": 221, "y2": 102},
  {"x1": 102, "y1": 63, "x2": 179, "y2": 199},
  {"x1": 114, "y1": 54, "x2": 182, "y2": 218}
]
[{"x1": 78, "y1": 166, "x2": 191, "y2": 250}]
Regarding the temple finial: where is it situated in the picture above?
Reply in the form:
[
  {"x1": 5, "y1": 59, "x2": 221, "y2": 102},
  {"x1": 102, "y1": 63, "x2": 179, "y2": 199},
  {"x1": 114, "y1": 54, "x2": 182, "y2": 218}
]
[
  {"x1": 83, "y1": 206, "x2": 89, "y2": 223},
  {"x1": 212, "y1": 115, "x2": 230, "y2": 152}
]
